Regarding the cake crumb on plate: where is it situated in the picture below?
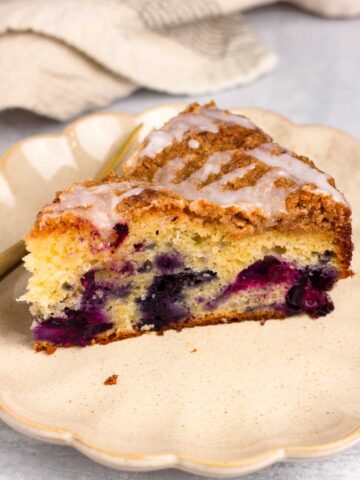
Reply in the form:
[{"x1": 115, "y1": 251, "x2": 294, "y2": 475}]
[{"x1": 104, "y1": 374, "x2": 118, "y2": 385}]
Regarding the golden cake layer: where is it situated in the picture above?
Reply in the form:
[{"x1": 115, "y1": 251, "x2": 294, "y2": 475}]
[{"x1": 21, "y1": 103, "x2": 353, "y2": 351}]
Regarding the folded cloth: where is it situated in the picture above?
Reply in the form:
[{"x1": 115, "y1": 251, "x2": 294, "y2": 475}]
[{"x1": 0, "y1": 0, "x2": 358, "y2": 120}]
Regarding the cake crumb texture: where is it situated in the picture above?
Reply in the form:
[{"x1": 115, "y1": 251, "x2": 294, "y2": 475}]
[
  {"x1": 104, "y1": 374, "x2": 118, "y2": 385},
  {"x1": 22, "y1": 102, "x2": 353, "y2": 349}
]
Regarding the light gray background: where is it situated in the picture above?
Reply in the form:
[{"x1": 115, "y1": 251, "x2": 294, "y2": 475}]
[{"x1": 0, "y1": 3, "x2": 359, "y2": 479}]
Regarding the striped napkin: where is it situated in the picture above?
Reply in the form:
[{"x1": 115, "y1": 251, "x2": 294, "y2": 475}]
[{"x1": 0, "y1": 0, "x2": 358, "y2": 120}]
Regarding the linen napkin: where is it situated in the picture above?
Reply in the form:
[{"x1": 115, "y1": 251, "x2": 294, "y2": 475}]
[{"x1": 0, "y1": 0, "x2": 358, "y2": 120}]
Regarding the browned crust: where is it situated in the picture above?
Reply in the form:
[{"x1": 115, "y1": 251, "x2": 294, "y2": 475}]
[
  {"x1": 29, "y1": 194, "x2": 353, "y2": 281},
  {"x1": 126, "y1": 102, "x2": 330, "y2": 184},
  {"x1": 28, "y1": 176, "x2": 352, "y2": 279},
  {"x1": 27, "y1": 101, "x2": 353, "y2": 277},
  {"x1": 156, "y1": 310, "x2": 288, "y2": 331},
  {"x1": 30, "y1": 100, "x2": 352, "y2": 245},
  {"x1": 122, "y1": 103, "x2": 352, "y2": 253},
  {"x1": 31, "y1": 188, "x2": 352, "y2": 243},
  {"x1": 125, "y1": 102, "x2": 270, "y2": 181},
  {"x1": 33, "y1": 310, "x2": 292, "y2": 353}
]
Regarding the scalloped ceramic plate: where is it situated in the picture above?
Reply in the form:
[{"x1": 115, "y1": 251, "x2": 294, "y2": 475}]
[{"x1": 0, "y1": 106, "x2": 359, "y2": 478}]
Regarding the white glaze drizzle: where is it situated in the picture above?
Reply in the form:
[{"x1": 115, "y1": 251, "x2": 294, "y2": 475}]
[
  {"x1": 154, "y1": 151, "x2": 256, "y2": 205},
  {"x1": 139, "y1": 107, "x2": 256, "y2": 159},
  {"x1": 188, "y1": 139, "x2": 200, "y2": 149},
  {"x1": 204, "y1": 108, "x2": 256, "y2": 130},
  {"x1": 189, "y1": 151, "x2": 232, "y2": 183},
  {"x1": 41, "y1": 111, "x2": 348, "y2": 235},
  {"x1": 150, "y1": 142, "x2": 347, "y2": 216},
  {"x1": 249, "y1": 143, "x2": 347, "y2": 205},
  {"x1": 192, "y1": 165, "x2": 256, "y2": 204},
  {"x1": 217, "y1": 169, "x2": 290, "y2": 215},
  {"x1": 40, "y1": 181, "x2": 163, "y2": 237},
  {"x1": 153, "y1": 156, "x2": 186, "y2": 184},
  {"x1": 153, "y1": 151, "x2": 233, "y2": 186}
]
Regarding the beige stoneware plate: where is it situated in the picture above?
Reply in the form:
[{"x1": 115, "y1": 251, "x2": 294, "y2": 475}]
[{"x1": 0, "y1": 105, "x2": 359, "y2": 478}]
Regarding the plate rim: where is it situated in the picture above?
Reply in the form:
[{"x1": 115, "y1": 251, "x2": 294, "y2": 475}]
[{"x1": 1, "y1": 104, "x2": 360, "y2": 477}]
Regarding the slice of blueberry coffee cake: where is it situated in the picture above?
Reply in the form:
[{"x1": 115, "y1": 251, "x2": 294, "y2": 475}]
[{"x1": 21, "y1": 103, "x2": 353, "y2": 351}]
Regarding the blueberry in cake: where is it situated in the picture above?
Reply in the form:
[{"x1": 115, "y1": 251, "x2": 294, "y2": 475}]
[{"x1": 21, "y1": 103, "x2": 353, "y2": 350}]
